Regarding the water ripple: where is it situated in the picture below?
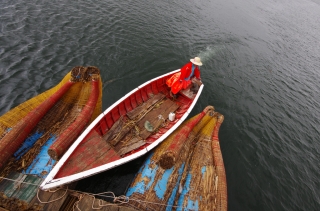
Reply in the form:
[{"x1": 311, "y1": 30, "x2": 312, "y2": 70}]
[{"x1": 0, "y1": 0, "x2": 320, "y2": 210}]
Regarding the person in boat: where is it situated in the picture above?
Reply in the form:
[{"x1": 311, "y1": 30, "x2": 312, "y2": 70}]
[{"x1": 166, "y1": 56, "x2": 203, "y2": 96}]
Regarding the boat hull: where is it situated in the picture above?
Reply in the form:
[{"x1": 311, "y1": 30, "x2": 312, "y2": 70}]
[
  {"x1": 124, "y1": 107, "x2": 227, "y2": 211},
  {"x1": 40, "y1": 69, "x2": 204, "y2": 190},
  {"x1": 0, "y1": 66, "x2": 102, "y2": 179}
]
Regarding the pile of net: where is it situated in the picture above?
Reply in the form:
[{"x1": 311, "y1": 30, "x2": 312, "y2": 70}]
[{"x1": 0, "y1": 66, "x2": 102, "y2": 178}]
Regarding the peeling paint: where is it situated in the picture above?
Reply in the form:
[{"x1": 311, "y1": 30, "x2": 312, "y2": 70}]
[
  {"x1": 166, "y1": 163, "x2": 185, "y2": 209},
  {"x1": 177, "y1": 172, "x2": 192, "y2": 211},
  {"x1": 201, "y1": 166, "x2": 206, "y2": 177},
  {"x1": 14, "y1": 132, "x2": 43, "y2": 159},
  {"x1": 24, "y1": 135, "x2": 56, "y2": 178},
  {"x1": 126, "y1": 153, "x2": 158, "y2": 197},
  {"x1": 154, "y1": 166, "x2": 173, "y2": 199}
]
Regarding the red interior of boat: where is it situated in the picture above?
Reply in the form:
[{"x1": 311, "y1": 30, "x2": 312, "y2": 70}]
[{"x1": 54, "y1": 74, "x2": 194, "y2": 179}]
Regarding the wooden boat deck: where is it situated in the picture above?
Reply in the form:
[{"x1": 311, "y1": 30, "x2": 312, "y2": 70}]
[{"x1": 53, "y1": 92, "x2": 182, "y2": 179}]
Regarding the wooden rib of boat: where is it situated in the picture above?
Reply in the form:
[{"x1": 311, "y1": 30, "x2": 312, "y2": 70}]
[
  {"x1": 125, "y1": 106, "x2": 227, "y2": 211},
  {"x1": 0, "y1": 66, "x2": 102, "y2": 180},
  {"x1": 40, "y1": 69, "x2": 204, "y2": 190}
]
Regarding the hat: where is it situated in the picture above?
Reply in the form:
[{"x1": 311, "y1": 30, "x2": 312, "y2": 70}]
[{"x1": 190, "y1": 57, "x2": 203, "y2": 66}]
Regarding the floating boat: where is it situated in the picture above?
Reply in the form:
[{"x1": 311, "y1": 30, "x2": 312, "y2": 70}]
[
  {"x1": 0, "y1": 66, "x2": 102, "y2": 180},
  {"x1": 125, "y1": 106, "x2": 227, "y2": 211},
  {"x1": 40, "y1": 69, "x2": 204, "y2": 190}
]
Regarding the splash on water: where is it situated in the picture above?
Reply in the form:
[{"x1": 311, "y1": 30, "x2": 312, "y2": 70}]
[{"x1": 198, "y1": 45, "x2": 226, "y2": 64}]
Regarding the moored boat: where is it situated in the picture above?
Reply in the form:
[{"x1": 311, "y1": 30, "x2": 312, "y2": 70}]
[
  {"x1": 125, "y1": 106, "x2": 227, "y2": 211},
  {"x1": 0, "y1": 66, "x2": 102, "y2": 179},
  {"x1": 40, "y1": 69, "x2": 204, "y2": 190}
]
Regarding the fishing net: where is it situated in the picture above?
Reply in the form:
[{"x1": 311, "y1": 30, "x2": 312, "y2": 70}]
[
  {"x1": 0, "y1": 66, "x2": 102, "y2": 177},
  {"x1": 211, "y1": 114, "x2": 227, "y2": 211},
  {"x1": 126, "y1": 106, "x2": 227, "y2": 211}
]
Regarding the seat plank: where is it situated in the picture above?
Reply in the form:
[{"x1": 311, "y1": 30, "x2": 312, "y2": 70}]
[
  {"x1": 137, "y1": 99, "x2": 179, "y2": 139},
  {"x1": 126, "y1": 93, "x2": 165, "y2": 120}
]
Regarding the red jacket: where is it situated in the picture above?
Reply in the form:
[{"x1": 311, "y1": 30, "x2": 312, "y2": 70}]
[{"x1": 179, "y1": 62, "x2": 201, "y2": 81}]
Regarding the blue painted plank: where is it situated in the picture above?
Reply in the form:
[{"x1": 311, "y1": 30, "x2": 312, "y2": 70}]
[
  {"x1": 24, "y1": 135, "x2": 56, "y2": 178},
  {"x1": 14, "y1": 132, "x2": 43, "y2": 159}
]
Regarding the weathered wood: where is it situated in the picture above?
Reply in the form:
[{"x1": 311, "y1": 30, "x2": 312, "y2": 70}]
[
  {"x1": 29, "y1": 187, "x2": 54, "y2": 209},
  {"x1": 0, "y1": 193, "x2": 34, "y2": 211},
  {"x1": 103, "y1": 116, "x2": 133, "y2": 146},
  {"x1": 55, "y1": 194, "x2": 78, "y2": 211},
  {"x1": 28, "y1": 182, "x2": 77, "y2": 209},
  {"x1": 0, "y1": 173, "x2": 73, "y2": 211},
  {"x1": 75, "y1": 193, "x2": 120, "y2": 211},
  {"x1": 127, "y1": 93, "x2": 166, "y2": 120},
  {"x1": 54, "y1": 130, "x2": 121, "y2": 178},
  {"x1": 117, "y1": 139, "x2": 146, "y2": 156},
  {"x1": 159, "y1": 106, "x2": 214, "y2": 169},
  {"x1": 104, "y1": 95, "x2": 179, "y2": 156},
  {"x1": 137, "y1": 98, "x2": 179, "y2": 139},
  {"x1": 174, "y1": 117, "x2": 218, "y2": 211},
  {"x1": 125, "y1": 112, "x2": 214, "y2": 211},
  {"x1": 179, "y1": 87, "x2": 196, "y2": 99},
  {"x1": 11, "y1": 175, "x2": 42, "y2": 203},
  {"x1": 0, "y1": 172, "x2": 24, "y2": 197},
  {"x1": 41, "y1": 188, "x2": 69, "y2": 211}
]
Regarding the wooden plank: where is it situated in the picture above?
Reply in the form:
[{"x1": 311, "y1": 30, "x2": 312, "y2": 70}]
[
  {"x1": 29, "y1": 182, "x2": 77, "y2": 208},
  {"x1": 117, "y1": 206, "x2": 140, "y2": 211},
  {"x1": 0, "y1": 172, "x2": 20, "y2": 192},
  {"x1": 76, "y1": 194, "x2": 119, "y2": 211},
  {"x1": 179, "y1": 87, "x2": 196, "y2": 99},
  {"x1": 57, "y1": 194, "x2": 78, "y2": 211},
  {"x1": 103, "y1": 116, "x2": 133, "y2": 146},
  {"x1": 117, "y1": 139, "x2": 146, "y2": 156},
  {"x1": 29, "y1": 187, "x2": 54, "y2": 209},
  {"x1": 0, "y1": 172, "x2": 26, "y2": 198},
  {"x1": 11, "y1": 175, "x2": 43, "y2": 203},
  {"x1": 126, "y1": 93, "x2": 165, "y2": 120},
  {"x1": 0, "y1": 193, "x2": 32, "y2": 211},
  {"x1": 40, "y1": 188, "x2": 70, "y2": 210},
  {"x1": 76, "y1": 194, "x2": 139, "y2": 211},
  {"x1": 55, "y1": 130, "x2": 121, "y2": 178},
  {"x1": 137, "y1": 98, "x2": 179, "y2": 139}
]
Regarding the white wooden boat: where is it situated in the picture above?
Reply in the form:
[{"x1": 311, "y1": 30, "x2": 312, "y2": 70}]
[{"x1": 40, "y1": 69, "x2": 203, "y2": 190}]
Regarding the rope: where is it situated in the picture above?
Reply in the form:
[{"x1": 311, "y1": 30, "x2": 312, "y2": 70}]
[
  {"x1": 73, "y1": 194, "x2": 84, "y2": 211},
  {"x1": 0, "y1": 176, "x2": 40, "y2": 185},
  {"x1": 111, "y1": 98, "x2": 165, "y2": 143},
  {"x1": 0, "y1": 175, "x2": 189, "y2": 210},
  {"x1": 37, "y1": 186, "x2": 68, "y2": 204}
]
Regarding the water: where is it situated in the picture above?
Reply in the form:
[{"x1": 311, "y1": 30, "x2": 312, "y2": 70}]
[{"x1": 1, "y1": 0, "x2": 319, "y2": 210}]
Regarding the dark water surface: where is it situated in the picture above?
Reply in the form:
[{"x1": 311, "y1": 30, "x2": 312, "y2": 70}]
[{"x1": 1, "y1": 0, "x2": 319, "y2": 210}]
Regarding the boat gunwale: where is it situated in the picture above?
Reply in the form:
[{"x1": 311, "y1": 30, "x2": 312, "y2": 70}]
[{"x1": 40, "y1": 69, "x2": 204, "y2": 190}]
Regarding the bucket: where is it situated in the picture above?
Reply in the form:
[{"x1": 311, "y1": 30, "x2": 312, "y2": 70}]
[{"x1": 169, "y1": 112, "x2": 176, "y2": 121}]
